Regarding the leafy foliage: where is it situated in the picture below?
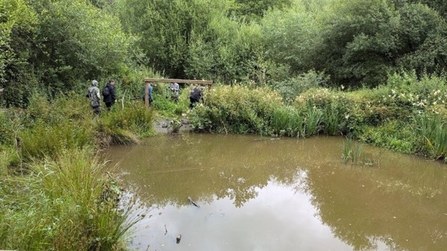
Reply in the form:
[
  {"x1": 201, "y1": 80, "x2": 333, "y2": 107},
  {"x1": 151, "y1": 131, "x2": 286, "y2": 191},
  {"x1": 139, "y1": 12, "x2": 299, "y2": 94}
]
[
  {"x1": 28, "y1": 0, "x2": 132, "y2": 91},
  {"x1": 1, "y1": 0, "x2": 133, "y2": 107},
  {"x1": 314, "y1": 0, "x2": 447, "y2": 87},
  {"x1": 230, "y1": 0, "x2": 294, "y2": 21}
]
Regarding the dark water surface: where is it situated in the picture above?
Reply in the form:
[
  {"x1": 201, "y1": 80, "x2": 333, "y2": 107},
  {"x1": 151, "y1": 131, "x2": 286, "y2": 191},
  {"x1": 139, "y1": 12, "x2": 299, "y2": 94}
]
[{"x1": 106, "y1": 133, "x2": 447, "y2": 251}]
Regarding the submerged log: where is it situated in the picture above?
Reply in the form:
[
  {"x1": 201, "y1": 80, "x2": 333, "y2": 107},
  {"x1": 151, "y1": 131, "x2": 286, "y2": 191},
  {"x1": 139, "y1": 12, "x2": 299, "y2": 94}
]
[{"x1": 187, "y1": 196, "x2": 200, "y2": 208}]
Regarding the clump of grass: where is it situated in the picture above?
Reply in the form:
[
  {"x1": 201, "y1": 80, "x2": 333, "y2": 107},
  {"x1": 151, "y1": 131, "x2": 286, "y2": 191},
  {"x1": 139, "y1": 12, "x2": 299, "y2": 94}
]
[
  {"x1": 97, "y1": 101, "x2": 156, "y2": 145},
  {"x1": 342, "y1": 138, "x2": 364, "y2": 165},
  {"x1": 302, "y1": 104, "x2": 323, "y2": 137},
  {"x1": 413, "y1": 113, "x2": 447, "y2": 160},
  {"x1": 0, "y1": 148, "x2": 139, "y2": 251},
  {"x1": 166, "y1": 117, "x2": 183, "y2": 134},
  {"x1": 270, "y1": 105, "x2": 303, "y2": 137},
  {"x1": 19, "y1": 119, "x2": 95, "y2": 162}
]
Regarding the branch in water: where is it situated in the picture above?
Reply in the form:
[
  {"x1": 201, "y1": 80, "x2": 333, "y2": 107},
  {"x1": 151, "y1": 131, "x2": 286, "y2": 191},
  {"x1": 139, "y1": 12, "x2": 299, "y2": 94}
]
[{"x1": 188, "y1": 196, "x2": 200, "y2": 208}]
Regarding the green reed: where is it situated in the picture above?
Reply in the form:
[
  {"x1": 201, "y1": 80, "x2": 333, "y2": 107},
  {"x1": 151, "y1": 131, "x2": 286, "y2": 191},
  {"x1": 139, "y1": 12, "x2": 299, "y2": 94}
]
[
  {"x1": 342, "y1": 138, "x2": 364, "y2": 165},
  {"x1": 302, "y1": 105, "x2": 323, "y2": 137},
  {"x1": 413, "y1": 113, "x2": 447, "y2": 159},
  {"x1": 270, "y1": 106, "x2": 304, "y2": 137},
  {"x1": 321, "y1": 102, "x2": 344, "y2": 136}
]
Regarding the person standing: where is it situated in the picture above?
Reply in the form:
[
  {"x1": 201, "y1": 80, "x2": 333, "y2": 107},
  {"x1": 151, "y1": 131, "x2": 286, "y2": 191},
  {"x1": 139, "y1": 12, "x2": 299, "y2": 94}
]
[
  {"x1": 189, "y1": 84, "x2": 203, "y2": 109},
  {"x1": 103, "y1": 79, "x2": 117, "y2": 111},
  {"x1": 142, "y1": 81, "x2": 153, "y2": 106},
  {"x1": 86, "y1": 80, "x2": 101, "y2": 117},
  {"x1": 170, "y1": 82, "x2": 180, "y2": 103}
]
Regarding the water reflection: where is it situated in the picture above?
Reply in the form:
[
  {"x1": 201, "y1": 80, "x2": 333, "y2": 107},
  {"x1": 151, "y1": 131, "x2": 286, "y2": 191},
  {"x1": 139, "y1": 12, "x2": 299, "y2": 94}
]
[{"x1": 106, "y1": 134, "x2": 447, "y2": 251}]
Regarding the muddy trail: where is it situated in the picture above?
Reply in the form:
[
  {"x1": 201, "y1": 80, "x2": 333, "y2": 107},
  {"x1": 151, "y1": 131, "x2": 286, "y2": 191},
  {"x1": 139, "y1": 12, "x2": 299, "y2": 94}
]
[{"x1": 153, "y1": 117, "x2": 193, "y2": 134}]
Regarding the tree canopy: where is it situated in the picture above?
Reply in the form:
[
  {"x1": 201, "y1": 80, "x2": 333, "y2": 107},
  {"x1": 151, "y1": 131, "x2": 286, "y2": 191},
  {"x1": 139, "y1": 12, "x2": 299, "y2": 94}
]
[{"x1": 2, "y1": 0, "x2": 447, "y2": 106}]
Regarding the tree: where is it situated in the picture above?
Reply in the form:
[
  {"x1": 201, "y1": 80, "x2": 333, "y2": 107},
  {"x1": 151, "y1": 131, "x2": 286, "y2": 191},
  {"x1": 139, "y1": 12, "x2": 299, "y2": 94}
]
[
  {"x1": 117, "y1": 0, "x2": 246, "y2": 80},
  {"x1": 395, "y1": 3, "x2": 447, "y2": 75},
  {"x1": 260, "y1": 1, "x2": 328, "y2": 76},
  {"x1": 0, "y1": 0, "x2": 37, "y2": 107},
  {"x1": 26, "y1": 0, "x2": 133, "y2": 94},
  {"x1": 230, "y1": 0, "x2": 293, "y2": 21},
  {"x1": 308, "y1": 0, "x2": 447, "y2": 87},
  {"x1": 401, "y1": 0, "x2": 447, "y2": 20},
  {"x1": 314, "y1": 0, "x2": 401, "y2": 87},
  {"x1": 185, "y1": 14, "x2": 265, "y2": 83}
]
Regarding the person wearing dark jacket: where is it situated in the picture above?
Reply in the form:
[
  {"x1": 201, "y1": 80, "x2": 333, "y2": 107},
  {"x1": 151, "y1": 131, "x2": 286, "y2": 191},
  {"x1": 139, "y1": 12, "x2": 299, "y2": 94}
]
[
  {"x1": 189, "y1": 85, "x2": 204, "y2": 109},
  {"x1": 103, "y1": 79, "x2": 117, "y2": 111}
]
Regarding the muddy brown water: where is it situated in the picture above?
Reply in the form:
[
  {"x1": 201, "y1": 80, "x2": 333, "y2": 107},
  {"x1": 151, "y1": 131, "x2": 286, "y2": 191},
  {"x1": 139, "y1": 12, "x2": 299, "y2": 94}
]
[{"x1": 105, "y1": 133, "x2": 447, "y2": 251}]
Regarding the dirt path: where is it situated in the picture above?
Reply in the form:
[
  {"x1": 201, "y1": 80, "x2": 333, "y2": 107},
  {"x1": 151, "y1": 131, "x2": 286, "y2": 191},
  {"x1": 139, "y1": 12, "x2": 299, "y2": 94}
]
[{"x1": 153, "y1": 118, "x2": 193, "y2": 134}]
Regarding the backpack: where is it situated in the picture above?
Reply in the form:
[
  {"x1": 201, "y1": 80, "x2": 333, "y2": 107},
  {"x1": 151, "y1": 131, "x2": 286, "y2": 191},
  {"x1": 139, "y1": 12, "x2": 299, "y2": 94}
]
[
  {"x1": 88, "y1": 88, "x2": 100, "y2": 108},
  {"x1": 102, "y1": 86, "x2": 110, "y2": 97}
]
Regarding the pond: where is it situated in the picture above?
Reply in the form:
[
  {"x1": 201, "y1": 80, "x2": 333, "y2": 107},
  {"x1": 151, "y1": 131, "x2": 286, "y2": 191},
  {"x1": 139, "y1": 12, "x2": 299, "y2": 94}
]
[{"x1": 106, "y1": 133, "x2": 447, "y2": 251}]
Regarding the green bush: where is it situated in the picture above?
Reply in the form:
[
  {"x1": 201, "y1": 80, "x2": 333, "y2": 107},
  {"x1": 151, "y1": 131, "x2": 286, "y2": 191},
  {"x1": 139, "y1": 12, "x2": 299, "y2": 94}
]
[
  {"x1": 270, "y1": 70, "x2": 329, "y2": 104},
  {"x1": 357, "y1": 120, "x2": 416, "y2": 154},
  {"x1": 151, "y1": 90, "x2": 188, "y2": 118},
  {"x1": 190, "y1": 84, "x2": 283, "y2": 134}
]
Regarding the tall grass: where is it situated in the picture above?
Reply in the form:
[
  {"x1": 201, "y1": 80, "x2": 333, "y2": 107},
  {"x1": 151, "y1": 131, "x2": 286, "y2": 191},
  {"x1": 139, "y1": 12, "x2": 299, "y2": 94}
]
[
  {"x1": 270, "y1": 106, "x2": 303, "y2": 137},
  {"x1": 342, "y1": 138, "x2": 364, "y2": 165},
  {"x1": 0, "y1": 92, "x2": 153, "y2": 250},
  {"x1": 413, "y1": 113, "x2": 447, "y2": 160},
  {"x1": 97, "y1": 101, "x2": 156, "y2": 144},
  {"x1": 302, "y1": 105, "x2": 323, "y2": 137},
  {"x1": 20, "y1": 120, "x2": 94, "y2": 161},
  {"x1": 0, "y1": 149, "x2": 139, "y2": 251},
  {"x1": 321, "y1": 101, "x2": 346, "y2": 136}
]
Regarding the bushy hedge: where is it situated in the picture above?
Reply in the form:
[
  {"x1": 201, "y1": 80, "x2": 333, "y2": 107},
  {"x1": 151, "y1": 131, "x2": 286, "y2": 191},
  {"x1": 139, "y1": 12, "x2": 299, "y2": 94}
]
[
  {"x1": 190, "y1": 73, "x2": 447, "y2": 161},
  {"x1": 190, "y1": 84, "x2": 283, "y2": 134}
]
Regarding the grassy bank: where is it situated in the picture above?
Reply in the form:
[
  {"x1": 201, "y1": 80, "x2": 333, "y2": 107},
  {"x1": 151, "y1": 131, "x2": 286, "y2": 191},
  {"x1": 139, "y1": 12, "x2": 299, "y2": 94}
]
[
  {"x1": 0, "y1": 93, "x2": 155, "y2": 250},
  {"x1": 189, "y1": 72, "x2": 447, "y2": 162},
  {"x1": 1, "y1": 71, "x2": 446, "y2": 249}
]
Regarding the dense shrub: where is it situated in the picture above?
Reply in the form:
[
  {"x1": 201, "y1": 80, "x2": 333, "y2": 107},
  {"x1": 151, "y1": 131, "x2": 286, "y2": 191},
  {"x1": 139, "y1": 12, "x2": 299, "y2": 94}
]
[
  {"x1": 190, "y1": 72, "x2": 447, "y2": 161},
  {"x1": 190, "y1": 84, "x2": 283, "y2": 134}
]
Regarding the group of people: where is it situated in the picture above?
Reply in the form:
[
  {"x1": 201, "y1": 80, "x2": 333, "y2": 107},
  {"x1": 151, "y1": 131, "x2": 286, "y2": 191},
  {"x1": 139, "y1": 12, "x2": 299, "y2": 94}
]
[
  {"x1": 86, "y1": 79, "x2": 116, "y2": 117},
  {"x1": 143, "y1": 82, "x2": 204, "y2": 108},
  {"x1": 87, "y1": 79, "x2": 205, "y2": 117}
]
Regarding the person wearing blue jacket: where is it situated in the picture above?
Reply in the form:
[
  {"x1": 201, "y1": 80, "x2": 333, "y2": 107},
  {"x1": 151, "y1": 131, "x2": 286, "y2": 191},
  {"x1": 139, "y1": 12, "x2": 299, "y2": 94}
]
[{"x1": 142, "y1": 82, "x2": 153, "y2": 106}]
